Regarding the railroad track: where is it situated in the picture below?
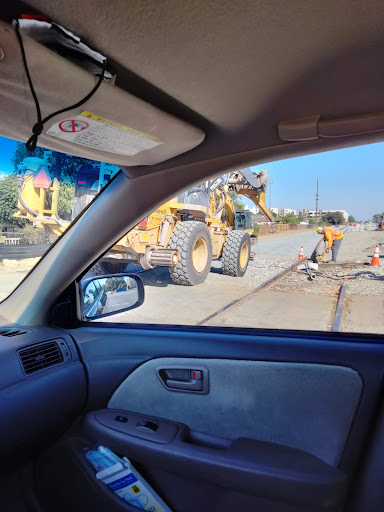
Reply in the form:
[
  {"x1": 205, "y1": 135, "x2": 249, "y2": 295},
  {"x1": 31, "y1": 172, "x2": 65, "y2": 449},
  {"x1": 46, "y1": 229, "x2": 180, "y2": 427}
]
[
  {"x1": 331, "y1": 284, "x2": 347, "y2": 332},
  {"x1": 197, "y1": 257, "x2": 349, "y2": 331},
  {"x1": 197, "y1": 257, "x2": 308, "y2": 326}
]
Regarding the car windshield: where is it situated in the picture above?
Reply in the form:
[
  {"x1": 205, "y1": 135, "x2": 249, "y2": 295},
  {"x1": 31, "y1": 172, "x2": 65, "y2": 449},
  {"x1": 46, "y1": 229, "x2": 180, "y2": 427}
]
[{"x1": 0, "y1": 136, "x2": 119, "y2": 301}]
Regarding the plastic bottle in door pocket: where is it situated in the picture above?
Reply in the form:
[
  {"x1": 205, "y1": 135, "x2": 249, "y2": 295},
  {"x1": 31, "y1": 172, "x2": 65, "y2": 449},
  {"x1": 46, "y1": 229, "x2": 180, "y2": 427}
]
[{"x1": 85, "y1": 445, "x2": 172, "y2": 511}]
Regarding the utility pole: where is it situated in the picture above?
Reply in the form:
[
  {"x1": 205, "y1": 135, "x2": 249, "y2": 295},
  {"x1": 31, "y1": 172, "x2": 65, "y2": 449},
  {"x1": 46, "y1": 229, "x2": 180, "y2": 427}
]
[
  {"x1": 269, "y1": 178, "x2": 274, "y2": 209},
  {"x1": 315, "y1": 179, "x2": 319, "y2": 225}
]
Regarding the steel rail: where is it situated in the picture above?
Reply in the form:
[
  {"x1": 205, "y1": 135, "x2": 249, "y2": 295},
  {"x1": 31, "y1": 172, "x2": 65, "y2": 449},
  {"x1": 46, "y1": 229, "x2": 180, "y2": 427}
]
[
  {"x1": 331, "y1": 284, "x2": 347, "y2": 332},
  {"x1": 196, "y1": 257, "x2": 308, "y2": 326}
]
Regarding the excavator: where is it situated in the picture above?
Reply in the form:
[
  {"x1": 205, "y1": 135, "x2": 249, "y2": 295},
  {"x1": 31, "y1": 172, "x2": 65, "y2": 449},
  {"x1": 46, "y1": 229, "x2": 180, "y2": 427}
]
[{"x1": 14, "y1": 152, "x2": 275, "y2": 285}]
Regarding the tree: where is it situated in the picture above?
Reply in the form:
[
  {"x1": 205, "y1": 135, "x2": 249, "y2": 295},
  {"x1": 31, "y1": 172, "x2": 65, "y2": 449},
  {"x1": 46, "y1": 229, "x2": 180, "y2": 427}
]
[
  {"x1": 373, "y1": 213, "x2": 384, "y2": 223},
  {"x1": 308, "y1": 218, "x2": 316, "y2": 225},
  {"x1": 282, "y1": 212, "x2": 299, "y2": 224},
  {"x1": 271, "y1": 211, "x2": 277, "y2": 218},
  {"x1": 11, "y1": 143, "x2": 44, "y2": 172},
  {"x1": 348, "y1": 215, "x2": 356, "y2": 223},
  {"x1": 0, "y1": 175, "x2": 22, "y2": 226},
  {"x1": 228, "y1": 190, "x2": 245, "y2": 210},
  {"x1": 57, "y1": 182, "x2": 75, "y2": 220},
  {"x1": 11, "y1": 141, "x2": 94, "y2": 184},
  {"x1": 9, "y1": 142, "x2": 99, "y2": 224},
  {"x1": 321, "y1": 211, "x2": 345, "y2": 225}
]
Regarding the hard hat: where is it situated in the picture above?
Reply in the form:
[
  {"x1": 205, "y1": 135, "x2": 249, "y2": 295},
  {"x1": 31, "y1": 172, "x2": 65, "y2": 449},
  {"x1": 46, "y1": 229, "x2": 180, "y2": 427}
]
[{"x1": 316, "y1": 227, "x2": 323, "y2": 234}]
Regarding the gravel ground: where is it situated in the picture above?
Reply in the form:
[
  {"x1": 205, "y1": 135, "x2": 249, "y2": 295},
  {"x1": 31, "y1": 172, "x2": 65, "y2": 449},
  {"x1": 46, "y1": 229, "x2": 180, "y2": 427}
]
[
  {"x1": 109, "y1": 256, "x2": 299, "y2": 290},
  {"x1": 267, "y1": 232, "x2": 384, "y2": 296},
  {"x1": 272, "y1": 263, "x2": 384, "y2": 296},
  {"x1": 205, "y1": 256, "x2": 298, "y2": 289},
  {"x1": 117, "y1": 230, "x2": 319, "y2": 289},
  {"x1": 1, "y1": 229, "x2": 382, "y2": 306},
  {"x1": 91, "y1": 230, "x2": 384, "y2": 294}
]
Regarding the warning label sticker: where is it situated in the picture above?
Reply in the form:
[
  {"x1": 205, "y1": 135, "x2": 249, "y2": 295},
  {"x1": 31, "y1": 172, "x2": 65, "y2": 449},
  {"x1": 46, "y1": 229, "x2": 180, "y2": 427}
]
[
  {"x1": 47, "y1": 111, "x2": 163, "y2": 156},
  {"x1": 59, "y1": 120, "x2": 89, "y2": 133}
]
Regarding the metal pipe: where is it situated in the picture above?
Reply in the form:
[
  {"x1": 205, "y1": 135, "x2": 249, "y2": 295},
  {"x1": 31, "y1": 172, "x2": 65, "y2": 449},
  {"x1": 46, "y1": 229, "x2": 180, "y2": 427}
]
[
  {"x1": 149, "y1": 250, "x2": 179, "y2": 265},
  {"x1": 141, "y1": 248, "x2": 179, "y2": 269},
  {"x1": 159, "y1": 218, "x2": 171, "y2": 247}
]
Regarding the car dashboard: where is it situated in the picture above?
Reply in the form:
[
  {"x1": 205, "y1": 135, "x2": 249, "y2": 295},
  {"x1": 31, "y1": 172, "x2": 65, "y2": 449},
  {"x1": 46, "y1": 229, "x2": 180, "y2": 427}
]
[{"x1": 0, "y1": 325, "x2": 86, "y2": 465}]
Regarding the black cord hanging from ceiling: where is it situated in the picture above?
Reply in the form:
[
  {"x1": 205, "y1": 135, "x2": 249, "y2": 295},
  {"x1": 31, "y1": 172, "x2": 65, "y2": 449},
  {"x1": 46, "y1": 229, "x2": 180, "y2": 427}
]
[{"x1": 14, "y1": 20, "x2": 106, "y2": 152}]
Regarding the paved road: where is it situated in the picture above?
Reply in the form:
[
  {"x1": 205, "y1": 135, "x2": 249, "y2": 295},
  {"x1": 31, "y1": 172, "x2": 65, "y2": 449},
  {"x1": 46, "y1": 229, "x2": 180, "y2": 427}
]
[
  {"x1": 257, "y1": 229, "x2": 379, "y2": 261},
  {"x1": 256, "y1": 229, "x2": 319, "y2": 258},
  {"x1": 104, "y1": 289, "x2": 137, "y2": 314}
]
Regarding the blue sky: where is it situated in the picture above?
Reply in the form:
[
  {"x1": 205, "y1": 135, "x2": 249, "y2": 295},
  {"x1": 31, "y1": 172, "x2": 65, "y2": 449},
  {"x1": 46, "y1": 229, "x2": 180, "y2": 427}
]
[
  {"x1": 0, "y1": 136, "x2": 382, "y2": 220},
  {"x1": 0, "y1": 137, "x2": 19, "y2": 175},
  {"x1": 250, "y1": 142, "x2": 384, "y2": 221}
]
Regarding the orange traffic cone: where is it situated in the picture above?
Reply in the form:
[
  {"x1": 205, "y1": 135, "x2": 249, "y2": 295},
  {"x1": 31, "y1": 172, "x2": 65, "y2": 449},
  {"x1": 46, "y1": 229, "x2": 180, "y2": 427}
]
[
  {"x1": 298, "y1": 245, "x2": 304, "y2": 259},
  {"x1": 371, "y1": 244, "x2": 380, "y2": 266}
]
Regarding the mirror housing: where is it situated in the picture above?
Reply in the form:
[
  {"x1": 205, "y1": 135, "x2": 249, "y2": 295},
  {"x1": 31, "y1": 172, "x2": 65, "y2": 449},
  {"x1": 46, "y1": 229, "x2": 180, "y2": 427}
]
[{"x1": 81, "y1": 273, "x2": 144, "y2": 321}]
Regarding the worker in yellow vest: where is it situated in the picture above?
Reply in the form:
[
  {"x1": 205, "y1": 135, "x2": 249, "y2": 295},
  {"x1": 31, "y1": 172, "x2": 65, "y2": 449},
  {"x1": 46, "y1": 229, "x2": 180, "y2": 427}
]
[{"x1": 316, "y1": 226, "x2": 344, "y2": 262}]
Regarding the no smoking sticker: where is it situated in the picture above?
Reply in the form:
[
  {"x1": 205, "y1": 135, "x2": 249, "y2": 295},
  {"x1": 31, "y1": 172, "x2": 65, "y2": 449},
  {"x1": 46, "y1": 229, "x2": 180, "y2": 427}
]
[
  {"x1": 59, "y1": 120, "x2": 89, "y2": 133},
  {"x1": 47, "y1": 111, "x2": 163, "y2": 156}
]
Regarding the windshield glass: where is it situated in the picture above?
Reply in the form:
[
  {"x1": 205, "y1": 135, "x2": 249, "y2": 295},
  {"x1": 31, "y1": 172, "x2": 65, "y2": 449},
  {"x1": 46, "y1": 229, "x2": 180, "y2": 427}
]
[{"x1": 0, "y1": 136, "x2": 119, "y2": 302}]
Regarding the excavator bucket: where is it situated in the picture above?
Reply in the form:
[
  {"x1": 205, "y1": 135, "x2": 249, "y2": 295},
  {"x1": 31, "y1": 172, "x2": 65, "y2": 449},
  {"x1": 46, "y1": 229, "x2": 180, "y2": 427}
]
[
  {"x1": 228, "y1": 168, "x2": 275, "y2": 222},
  {"x1": 237, "y1": 167, "x2": 269, "y2": 190}
]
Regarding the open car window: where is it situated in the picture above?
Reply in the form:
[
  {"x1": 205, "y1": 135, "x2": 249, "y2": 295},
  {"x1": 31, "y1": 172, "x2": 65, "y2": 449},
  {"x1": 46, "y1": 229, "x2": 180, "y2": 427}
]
[{"x1": 82, "y1": 142, "x2": 383, "y2": 336}]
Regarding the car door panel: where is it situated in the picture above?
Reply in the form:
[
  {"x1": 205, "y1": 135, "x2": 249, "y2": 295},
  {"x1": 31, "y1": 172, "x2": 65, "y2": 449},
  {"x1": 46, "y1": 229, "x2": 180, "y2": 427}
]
[
  {"x1": 71, "y1": 325, "x2": 382, "y2": 474},
  {"x1": 38, "y1": 325, "x2": 382, "y2": 511},
  {"x1": 80, "y1": 408, "x2": 347, "y2": 512},
  {"x1": 108, "y1": 357, "x2": 362, "y2": 465}
]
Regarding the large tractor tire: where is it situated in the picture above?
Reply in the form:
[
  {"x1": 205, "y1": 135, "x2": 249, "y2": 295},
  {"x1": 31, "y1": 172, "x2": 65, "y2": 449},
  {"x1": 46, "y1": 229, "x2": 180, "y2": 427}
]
[
  {"x1": 222, "y1": 230, "x2": 251, "y2": 277},
  {"x1": 90, "y1": 260, "x2": 128, "y2": 276},
  {"x1": 168, "y1": 221, "x2": 212, "y2": 285}
]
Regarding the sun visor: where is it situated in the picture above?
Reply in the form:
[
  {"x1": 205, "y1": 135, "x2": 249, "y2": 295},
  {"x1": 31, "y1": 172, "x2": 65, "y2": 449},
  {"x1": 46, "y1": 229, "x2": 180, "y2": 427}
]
[{"x1": 0, "y1": 21, "x2": 205, "y2": 166}]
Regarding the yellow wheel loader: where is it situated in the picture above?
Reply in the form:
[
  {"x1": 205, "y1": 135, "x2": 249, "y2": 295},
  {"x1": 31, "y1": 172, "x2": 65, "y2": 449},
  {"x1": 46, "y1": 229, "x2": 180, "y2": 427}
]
[{"x1": 15, "y1": 155, "x2": 274, "y2": 285}]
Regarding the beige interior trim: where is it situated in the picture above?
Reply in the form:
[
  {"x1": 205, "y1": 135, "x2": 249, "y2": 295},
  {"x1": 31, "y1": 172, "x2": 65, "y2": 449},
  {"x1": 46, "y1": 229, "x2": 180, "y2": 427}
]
[
  {"x1": 0, "y1": 21, "x2": 204, "y2": 166},
  {"x1": 279, "y1": 112, "x2": 384, "y2": 142}
]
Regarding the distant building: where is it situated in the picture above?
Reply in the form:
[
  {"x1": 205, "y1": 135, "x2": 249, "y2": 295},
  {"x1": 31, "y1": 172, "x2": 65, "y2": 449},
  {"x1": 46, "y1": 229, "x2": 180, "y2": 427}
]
[
  {"x1": 307, "y1": 209, "x2": 349, "y2": 223},
  {"x1": 244, "y1": 205, "x2": 260, "y2": 214},
  {"x1": 271, "y1": 207, "x2": 297, "y2": 216},
  {"x1": 282, "y1": 208, "x2": 297, "y2": 216},
  {"x1": 302, "y1": 207, "x2": 308, "y2": 216},
  {"x1": 252, "y1": 214, "x2": 274, "y2": 225}
]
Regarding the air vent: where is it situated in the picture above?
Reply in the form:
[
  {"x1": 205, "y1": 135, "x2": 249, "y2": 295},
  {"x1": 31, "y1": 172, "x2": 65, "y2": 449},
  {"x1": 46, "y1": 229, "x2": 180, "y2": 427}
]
[
  {"x1": 19, "y1": 341, "x2": 64, "y2": 375},
  {"x1": 0, "y1": 328, "x2": 27, "y2": 337}
]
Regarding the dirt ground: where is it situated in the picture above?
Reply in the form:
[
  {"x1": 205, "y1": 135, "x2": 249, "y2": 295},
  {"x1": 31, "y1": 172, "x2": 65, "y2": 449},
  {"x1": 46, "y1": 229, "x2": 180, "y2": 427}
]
[{"x1": 1, "y1": 229, "x2": 383, "y2": 334}]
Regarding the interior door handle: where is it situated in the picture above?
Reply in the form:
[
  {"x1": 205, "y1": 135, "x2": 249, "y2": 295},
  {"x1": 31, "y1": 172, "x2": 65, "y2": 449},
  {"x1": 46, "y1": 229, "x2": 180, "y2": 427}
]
[
  {"x1": 166, "y1": 378, "x2": 203, "y2": 391},
  {"x1": 157, "y1": 366, "x2": 209, "y2": 394}
]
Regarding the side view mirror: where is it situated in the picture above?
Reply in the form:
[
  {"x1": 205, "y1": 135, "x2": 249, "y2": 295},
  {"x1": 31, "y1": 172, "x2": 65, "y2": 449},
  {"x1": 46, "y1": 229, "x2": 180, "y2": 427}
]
[{"x1": 81, "y1": 273, "x2": 144, "y2": 321}]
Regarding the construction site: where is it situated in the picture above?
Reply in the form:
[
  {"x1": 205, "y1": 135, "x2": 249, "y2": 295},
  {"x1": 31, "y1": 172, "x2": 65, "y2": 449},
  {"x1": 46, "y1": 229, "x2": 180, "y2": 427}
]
[
  {"x1": 1, "y1": 227, "x2": 383, "y2": 334},
  {"x1": 0, "y1": 153, "x2": 383, "y2": 334}
]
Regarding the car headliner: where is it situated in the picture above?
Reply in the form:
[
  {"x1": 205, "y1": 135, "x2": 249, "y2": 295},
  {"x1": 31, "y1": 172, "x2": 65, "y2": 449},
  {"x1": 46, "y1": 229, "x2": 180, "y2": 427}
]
[{"x1": 2, "y1": 0, "x2": 384, "y2": 176}]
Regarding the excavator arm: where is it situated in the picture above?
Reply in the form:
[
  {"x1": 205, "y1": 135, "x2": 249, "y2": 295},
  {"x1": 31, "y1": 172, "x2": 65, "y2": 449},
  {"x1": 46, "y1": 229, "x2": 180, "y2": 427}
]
[{"x1": 227, "y1": 168, "x2": 275, "y2": 222}]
